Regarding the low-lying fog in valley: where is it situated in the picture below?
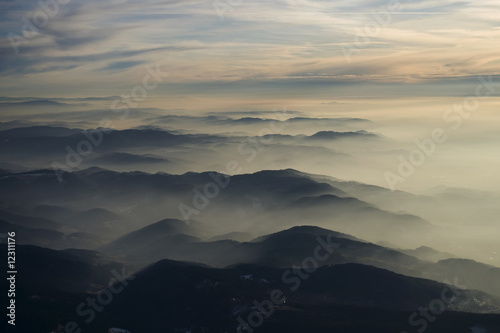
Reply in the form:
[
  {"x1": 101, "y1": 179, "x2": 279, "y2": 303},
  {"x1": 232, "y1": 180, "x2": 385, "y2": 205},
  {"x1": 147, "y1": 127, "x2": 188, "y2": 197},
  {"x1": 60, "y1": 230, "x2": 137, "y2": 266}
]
[
  {"x1": 1, "y1": 95, "x2": 500, "y2": 333},
  {"x1": 1, "y1": 97, "x2": 499, "y2": 266}
]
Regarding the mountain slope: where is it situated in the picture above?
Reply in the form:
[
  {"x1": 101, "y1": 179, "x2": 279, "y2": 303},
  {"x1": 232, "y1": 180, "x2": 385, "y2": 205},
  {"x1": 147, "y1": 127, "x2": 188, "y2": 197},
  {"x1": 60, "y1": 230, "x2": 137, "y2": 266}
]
[{"x1": 102, "y1": 260, "x2": 500, "y2": 333}]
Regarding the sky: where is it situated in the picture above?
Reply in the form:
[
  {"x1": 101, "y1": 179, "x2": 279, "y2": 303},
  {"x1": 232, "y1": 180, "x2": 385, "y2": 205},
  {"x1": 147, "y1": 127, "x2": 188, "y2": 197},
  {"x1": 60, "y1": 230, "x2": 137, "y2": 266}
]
[{"x1": 1, "y1": 0, "x2": 500, "y2": 102}]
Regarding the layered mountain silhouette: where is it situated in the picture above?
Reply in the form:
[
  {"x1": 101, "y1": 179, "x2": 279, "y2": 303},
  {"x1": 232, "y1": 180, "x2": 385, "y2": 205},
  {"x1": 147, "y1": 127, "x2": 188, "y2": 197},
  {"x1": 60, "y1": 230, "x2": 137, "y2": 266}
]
[
  {"x1": 0, "y1": 118, "x2": 499, "y2": 333},
  {"x1": 95, "y1": 223, "x2": 500, "y2": 299},
  {"x1": 0, "y1": 219, "x2": 101, "y2": 249},
  {"x1": 306, "y1": 130, "x2": 378, "y2": 140},
  {"x1": 8, "y1": 244, "x2": 500, "y2": 333},
  {"x1": 90, "y1": 152, "x2": 169, "y2": 165},
  {"x1": 0, "y1": 168, "x2": 434, "y2": 247}
]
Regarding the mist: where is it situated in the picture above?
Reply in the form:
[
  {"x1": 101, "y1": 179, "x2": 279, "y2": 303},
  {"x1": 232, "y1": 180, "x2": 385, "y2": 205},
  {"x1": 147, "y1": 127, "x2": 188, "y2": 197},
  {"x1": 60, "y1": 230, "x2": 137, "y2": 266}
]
[{"x1": 1, "y1": 96, "x2": 499, "y2": 272}]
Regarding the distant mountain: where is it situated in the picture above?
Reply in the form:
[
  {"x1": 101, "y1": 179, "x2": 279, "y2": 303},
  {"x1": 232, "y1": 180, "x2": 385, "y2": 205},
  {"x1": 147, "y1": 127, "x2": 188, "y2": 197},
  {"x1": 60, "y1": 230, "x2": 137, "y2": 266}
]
[
  {"x1": 148, "y1": 115, "x2": 375, "y2": 137},
  {"x1": 306, "y1": 130, "x2": 378, "y2": 140},
  {"x1": 101, "y1": 218, "x2": 200, "y2": 257},
  {"x1": 0, "y1": 209, "x2": 61, "y2": 230},
  {"x1": 0, "y1": 162, "x2": 29, "y2": 172},
  {"x1": 0, "y1": 168, "x2": 432, "y2": 247},
  {"x1": 209, "y1": 231, "x2": 254, "y2": 242},
  {"x1": 0, "y1": 128, "x2": 220, "y2": 159},
  {"x1": 151, "y1": 114, "x2": 371, "y2": 126},
  {"x1": 301, "y1": 170, "x2": 427, "y2": 211},
  {"x1": 217, "y1": 169, "x2": 346, "y2": 206},
  {"x1": 100, "y1": 224, "x2": 420, "y2": 272},
  {"x1": 28, "y1": 204, "x2": 80, "y2": 221},
  {"x1": 401, "y1": 246, "x2": 457, "y2": 262},
  {"x1": 0, "y1": 219, "x2": 64, "y2": 247},
  {"x1": 0, "y1": 100, "x2": 69, "y2": 107},
  {"x1": 0, "y1": 219, "x2": 100, "y2": 249},
  {"x1": 6, "y1": 244, "x2": 125, "y2": 293},
  {"x1": 205, "y1": 110, "x2": 304, "y2": 117},
  {"x1": 98, "y1": 224, "x2": 500, "y2": 299},
  {"x1": 63, "y1": 207, "x2": 129, "y2": 236},
  {"x1": 90, "y1": 152, "x2": 169, "y2": 165},
  {"x1": 287, "y1": 117, "x2": 372, "y2": 124},
  {"x1": 71, "y1": 207, "x2": 122, "y2": 222},
  {"x1": 433, "y1": 259, "x2": 500, "y2": 297},
  {"x1": 251, "y1": 225, "x2": 361, "y2": 242},
  {"x1": 0, "y1": 126, "x2": 82, "y2": 138},
  {"x1": 263, "y1": 192, "x2": 432, "y2": 244},
  {"x1": 304, "y1": 171, "x2": 500, "y2": 230},
  {"x1": 247, "y1": 226, "x2": 422, "y2": 271}
]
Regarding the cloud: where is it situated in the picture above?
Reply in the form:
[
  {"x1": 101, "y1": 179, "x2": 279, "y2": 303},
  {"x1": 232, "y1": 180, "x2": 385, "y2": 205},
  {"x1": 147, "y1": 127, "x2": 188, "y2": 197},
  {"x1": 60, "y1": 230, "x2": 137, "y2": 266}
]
[
  {"x1": 100, "y1": 61, "x2": 145, "y2": 72},
  {"x1": 0, "y1": 0, "x2": 498, "y2": 97}
]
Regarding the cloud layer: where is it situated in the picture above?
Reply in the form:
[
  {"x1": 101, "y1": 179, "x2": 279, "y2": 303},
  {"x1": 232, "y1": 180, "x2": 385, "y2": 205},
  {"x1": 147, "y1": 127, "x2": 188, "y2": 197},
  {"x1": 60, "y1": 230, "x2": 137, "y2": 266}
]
[{"x1": 1, "y1": 0, "x2": 499, "y2": 97}]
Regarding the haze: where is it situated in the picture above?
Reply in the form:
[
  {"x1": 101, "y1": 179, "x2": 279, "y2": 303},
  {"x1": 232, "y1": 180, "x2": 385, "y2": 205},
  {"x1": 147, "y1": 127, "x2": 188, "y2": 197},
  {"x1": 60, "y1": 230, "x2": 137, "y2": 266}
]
[{"x1": 1, "y1": 1, "x2": 500, "y2": 332}]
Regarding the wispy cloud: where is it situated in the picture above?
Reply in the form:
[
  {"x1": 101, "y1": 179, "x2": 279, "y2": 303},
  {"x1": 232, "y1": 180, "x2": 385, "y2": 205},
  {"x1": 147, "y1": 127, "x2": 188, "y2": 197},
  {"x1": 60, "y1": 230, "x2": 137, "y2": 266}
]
[{"x1": 0, "y1": 0, "x2": 499, "y2": 97}]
